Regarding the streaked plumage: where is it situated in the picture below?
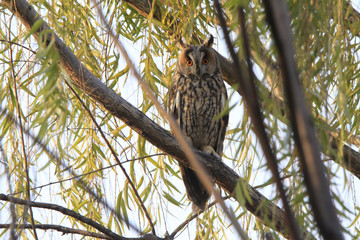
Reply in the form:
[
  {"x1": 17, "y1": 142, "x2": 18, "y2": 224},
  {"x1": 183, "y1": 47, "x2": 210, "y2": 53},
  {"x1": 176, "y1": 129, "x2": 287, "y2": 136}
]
[{"x1": 168, "y1": 35, "x2": 229, "y2": 211}]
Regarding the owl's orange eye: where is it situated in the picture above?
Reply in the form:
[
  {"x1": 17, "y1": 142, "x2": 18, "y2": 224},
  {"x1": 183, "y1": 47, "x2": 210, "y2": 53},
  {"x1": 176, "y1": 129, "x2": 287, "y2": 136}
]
[
  {"x1": 202, "y1": 58, "x2": 209, "y2": 64},
  {"x1": 186, "y1": 59, "x2": 193, "y2": 66}
]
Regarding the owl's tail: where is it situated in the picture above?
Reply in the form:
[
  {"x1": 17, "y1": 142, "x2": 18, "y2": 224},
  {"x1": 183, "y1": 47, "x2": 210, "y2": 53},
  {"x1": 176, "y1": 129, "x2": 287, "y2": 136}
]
[{"x1": 179, "y1": 163, "x2": 211, "y2": 212}]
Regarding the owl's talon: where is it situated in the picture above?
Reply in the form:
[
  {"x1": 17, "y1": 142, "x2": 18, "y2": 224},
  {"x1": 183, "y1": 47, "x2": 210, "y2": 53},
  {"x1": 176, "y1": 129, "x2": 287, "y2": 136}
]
[{"x1": 202, "y1": 145, "x2": 220, "y2": 159}]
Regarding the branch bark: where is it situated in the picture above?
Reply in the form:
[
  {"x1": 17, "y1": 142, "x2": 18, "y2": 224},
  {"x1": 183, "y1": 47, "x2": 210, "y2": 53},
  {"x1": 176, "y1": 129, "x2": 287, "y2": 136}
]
[{"x1": 1, "y1": 0, "x2": 305, "y2": 238}]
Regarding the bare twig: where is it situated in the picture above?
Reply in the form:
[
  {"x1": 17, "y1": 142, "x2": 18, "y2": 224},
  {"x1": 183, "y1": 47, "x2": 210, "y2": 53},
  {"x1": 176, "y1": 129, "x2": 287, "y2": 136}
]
[
  {"x1": 0, "y1": 140, "x2": 18, "y2": 240},
  {"x1": 65, "y1": 81, "x2": 157, "y2": 235},
  {"x1": 0, "y1": 223, "x2": 170, "y2": 240},
  {"x1": 0, "y1": 39, "x2": 37, "y2": 54},
  {"x1": 8, "y1": 15, "x2": 39, "y2": 240},
  {"x1": 169, "y1": 196, "x2": 231, "y2": 239},
  {"x1": 262, "y1": 0, "x2": 343, "y2": 239},
  {"x1": 0, "y1": 224, "x2": 113, "y2": 240},
  {"x1": 0, "y1": 194, "x2": 125, "y2": 240},
  {"x1": 11, "y1": 153, "x2": 166, "y2": 195}
]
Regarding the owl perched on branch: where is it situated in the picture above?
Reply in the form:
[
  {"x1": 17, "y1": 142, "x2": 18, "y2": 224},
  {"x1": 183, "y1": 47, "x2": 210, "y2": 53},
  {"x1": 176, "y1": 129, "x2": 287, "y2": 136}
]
[{"x1": 168, "y1": 35, "x2": 229, "y2": 211}]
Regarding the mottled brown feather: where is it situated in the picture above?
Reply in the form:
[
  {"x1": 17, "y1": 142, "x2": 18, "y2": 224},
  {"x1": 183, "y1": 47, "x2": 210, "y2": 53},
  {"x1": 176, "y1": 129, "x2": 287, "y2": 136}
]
[{"x1": 168, "y1": 35, "x2": 229, "y2": 211}]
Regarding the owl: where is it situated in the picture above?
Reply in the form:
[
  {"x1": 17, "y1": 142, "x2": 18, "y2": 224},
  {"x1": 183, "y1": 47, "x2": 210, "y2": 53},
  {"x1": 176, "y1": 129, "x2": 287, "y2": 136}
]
[{"x1": 168, "y1": 35, "x2": 229, "y2": 211}]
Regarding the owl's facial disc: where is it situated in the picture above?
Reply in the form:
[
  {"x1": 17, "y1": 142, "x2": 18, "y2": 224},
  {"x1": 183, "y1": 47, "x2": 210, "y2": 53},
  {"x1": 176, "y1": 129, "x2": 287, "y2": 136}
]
[{"x1": 178, "y1": 46, "x2": 218, "y2": 77}]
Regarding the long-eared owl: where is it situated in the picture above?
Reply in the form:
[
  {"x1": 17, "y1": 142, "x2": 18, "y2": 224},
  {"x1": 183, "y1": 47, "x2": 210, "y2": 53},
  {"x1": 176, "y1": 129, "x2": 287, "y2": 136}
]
[{"x1": 168, "y1": 35, "x2": 229, "y2": 211}]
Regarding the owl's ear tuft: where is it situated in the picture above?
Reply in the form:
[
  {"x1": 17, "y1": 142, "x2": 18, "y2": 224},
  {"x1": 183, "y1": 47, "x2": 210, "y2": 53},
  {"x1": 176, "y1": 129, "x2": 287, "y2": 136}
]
[
  {"x1": 203, "y1": 34, "x2": 214, "y2": 48},
  {"x1": 179, "y1": 37, "x2": 189, "y2": 49}
]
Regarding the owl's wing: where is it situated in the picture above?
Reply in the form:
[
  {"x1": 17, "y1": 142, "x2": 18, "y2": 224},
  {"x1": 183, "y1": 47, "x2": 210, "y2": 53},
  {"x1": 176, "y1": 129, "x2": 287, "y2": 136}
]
[
  {"x1": 168, "y1": 82, "x2": 182, "y2": 131},
  {"x1": 216, "y1": 88, "x2": 229, "y2": 157}
]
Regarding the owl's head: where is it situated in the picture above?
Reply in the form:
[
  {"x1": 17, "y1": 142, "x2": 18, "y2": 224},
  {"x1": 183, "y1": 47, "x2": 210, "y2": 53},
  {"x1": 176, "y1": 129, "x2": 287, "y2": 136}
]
[{"x1": 176, "y1": 35, "x2": 220, "y2": 77}]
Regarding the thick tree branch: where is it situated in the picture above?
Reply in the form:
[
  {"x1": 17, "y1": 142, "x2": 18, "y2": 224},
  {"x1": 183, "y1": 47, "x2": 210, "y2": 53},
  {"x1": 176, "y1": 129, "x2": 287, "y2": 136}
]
[{"x1": 1, "y1": 0, "x2": 303, "y2": 238}]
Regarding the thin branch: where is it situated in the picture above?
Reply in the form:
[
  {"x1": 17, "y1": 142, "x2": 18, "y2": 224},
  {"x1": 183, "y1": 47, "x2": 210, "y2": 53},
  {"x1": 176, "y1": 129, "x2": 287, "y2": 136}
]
[
  {"x1": 12, "y1": 153, "x2": 166, "y2": 196},
  {"x1": 0, "y1": 39, "x2": 37, "y2": 54},
  {"x1": 262, "y1": 0, "x2": 343, "y2": 239},
  {"x1": 0, "y1": 194, "x2": 125, "y2": 240},
  {"x1": 169, "y1": 196, "x2": 231, "y2": 239},
  {"x1": 65, "y1": 81, "x2": 156, "y2": 235},
  {"x1": 0, "y1": 222, "x2": 168, "y2": 240},
  {"x1": 8, "y1": 15, "x2": 39, "y2": 240},
  {"x1": 0, "y1": 224, "x2": 113, "y2": 240},
  {"x1": 0, "y1": 140, "x2": 18, "y2": 240}
]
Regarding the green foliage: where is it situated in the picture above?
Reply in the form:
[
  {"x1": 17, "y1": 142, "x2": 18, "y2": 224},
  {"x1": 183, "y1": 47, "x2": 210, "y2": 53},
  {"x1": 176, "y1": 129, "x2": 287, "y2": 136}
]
[{"x1": 0, "y1": 0, "x2": 360, "y2": 239}]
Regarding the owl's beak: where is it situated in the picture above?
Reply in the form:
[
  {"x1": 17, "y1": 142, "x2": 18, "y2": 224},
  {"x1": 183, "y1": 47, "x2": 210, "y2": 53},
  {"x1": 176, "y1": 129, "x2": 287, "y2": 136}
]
[{"x1": 196, "y1": 65, "x2": 200, "y2": 76}]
